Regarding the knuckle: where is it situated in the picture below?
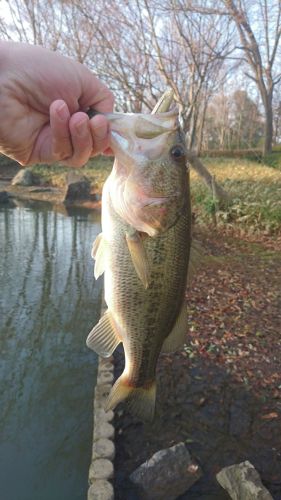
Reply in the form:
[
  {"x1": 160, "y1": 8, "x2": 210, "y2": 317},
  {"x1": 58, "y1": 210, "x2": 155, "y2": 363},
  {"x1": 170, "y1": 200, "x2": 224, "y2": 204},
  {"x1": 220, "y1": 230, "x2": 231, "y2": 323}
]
[
  {"x1": 63, "y1": 156, "x2": 86, "y2": 168},
  {"x1": 106, "y1": 89, "x2": 115, "y2": 105},
  {"x1": 53, "y1": 151, "x2": 70, "y2": 161},
  {"x1": 52, "y1": 142, "x2": 72, "y2": 161}
]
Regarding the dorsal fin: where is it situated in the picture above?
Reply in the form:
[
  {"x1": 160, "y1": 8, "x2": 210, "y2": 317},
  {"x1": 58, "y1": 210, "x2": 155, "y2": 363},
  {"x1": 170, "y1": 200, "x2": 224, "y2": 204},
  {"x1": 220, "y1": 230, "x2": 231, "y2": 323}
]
[{"x1": 151, "y1": 90, "x2": 174, "y2": 114}]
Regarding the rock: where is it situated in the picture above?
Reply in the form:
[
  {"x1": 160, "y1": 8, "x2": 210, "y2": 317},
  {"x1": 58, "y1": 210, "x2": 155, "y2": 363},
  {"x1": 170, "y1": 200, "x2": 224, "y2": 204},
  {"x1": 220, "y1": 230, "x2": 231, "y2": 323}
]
[
  {"x1": 0, "y1": 191, "x2": 9, "y2": 203},
  {"x1": 98, "y1": 359, "x2": 114, "y2": 373},
  {"x1": 94, "y1": 383, "x2": 112, "y2": 409},
  {"x1": 89, "y1": 458, "x2": 114, "y2": 481},
  {"x1": 94, "y1": 408, "x2": 114, "y2": 423},
  {"x1": 129, "y1": 442, "x2": 202, "y2": 500},
  {"x1": 97, "y1": 371, "x2": 114, "y2": 385},
  {"x1": 63, "y1": 172, "x2": 91, "y2": 202},
  {"x1": 88, "y1": 480, "x2": 114, "y2": 500},
  {"x1": 216, "y1": 461, "x2": 273, "y2": 500},
  {"x1": 94, "y1": 421, "x2": 114, "y2": 441},
  {"x1": 92, "y1": 438, "x2": 115, "y2": 461},
  {"x1": 11, "y1": 168, "x2": 34, "y2": 186}
]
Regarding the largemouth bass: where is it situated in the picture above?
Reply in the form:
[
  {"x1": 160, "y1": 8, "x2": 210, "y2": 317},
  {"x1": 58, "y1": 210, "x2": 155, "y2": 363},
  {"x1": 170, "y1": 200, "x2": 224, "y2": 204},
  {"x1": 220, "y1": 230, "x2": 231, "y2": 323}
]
[{"x1": 87, "y1": 92, "x2": 191, "y2": 421}]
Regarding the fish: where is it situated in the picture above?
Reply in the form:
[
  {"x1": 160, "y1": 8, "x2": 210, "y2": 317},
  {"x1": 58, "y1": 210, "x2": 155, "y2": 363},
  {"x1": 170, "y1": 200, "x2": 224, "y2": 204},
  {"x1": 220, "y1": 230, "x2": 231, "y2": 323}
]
[{"x1": 87, "y1": 91, "x2": 192, "y2": 421}]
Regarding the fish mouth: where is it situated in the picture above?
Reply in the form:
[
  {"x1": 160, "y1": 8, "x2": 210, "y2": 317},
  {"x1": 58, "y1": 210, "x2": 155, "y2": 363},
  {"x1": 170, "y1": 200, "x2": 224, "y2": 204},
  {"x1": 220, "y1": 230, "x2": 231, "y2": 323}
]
[{"x1": 108, "y1": 103, "x2": 179, "y2": 163}]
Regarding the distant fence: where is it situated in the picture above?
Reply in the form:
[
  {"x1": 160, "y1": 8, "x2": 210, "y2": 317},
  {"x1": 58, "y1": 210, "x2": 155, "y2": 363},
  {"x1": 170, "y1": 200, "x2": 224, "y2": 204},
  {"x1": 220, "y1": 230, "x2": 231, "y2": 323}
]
[
  {"x1": 199, "y1": 148, "x2": 281, "y2": 159},
  {"x1": 200, "y1": 149, "x2": 261, "y2": 159}
]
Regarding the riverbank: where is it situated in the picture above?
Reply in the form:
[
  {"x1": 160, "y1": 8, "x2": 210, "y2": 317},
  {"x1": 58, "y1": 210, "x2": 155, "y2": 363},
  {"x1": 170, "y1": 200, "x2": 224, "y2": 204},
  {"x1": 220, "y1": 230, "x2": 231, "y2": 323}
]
[
  {"x1": 0, "y1": 154, "x2": 111, "y2": 209},
  {"x1": 114, "y1": 227, "x2": 281, "y2": 499},
  {"x1": 0, "y1": 180, "x2": 102, "y2": 211},
  {"x1": 1, "y1": 153, "x2": 280, "y2": 237}
]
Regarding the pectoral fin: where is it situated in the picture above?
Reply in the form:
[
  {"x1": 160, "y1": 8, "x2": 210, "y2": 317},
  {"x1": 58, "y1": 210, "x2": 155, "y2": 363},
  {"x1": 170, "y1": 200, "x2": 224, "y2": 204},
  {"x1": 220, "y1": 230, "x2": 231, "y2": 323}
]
[
  {"x1": 91, "y1": 232, "x2": 108, "y2": 279},
  {"x1": 86, "y1": 310, "x2": 121, "y2": 357},
  {"x1": 126, "y1": 230, "x2": 150, "y2": 289},
  {"x1": 161, "y1": 302, "x2": 188, "y2": 353}
]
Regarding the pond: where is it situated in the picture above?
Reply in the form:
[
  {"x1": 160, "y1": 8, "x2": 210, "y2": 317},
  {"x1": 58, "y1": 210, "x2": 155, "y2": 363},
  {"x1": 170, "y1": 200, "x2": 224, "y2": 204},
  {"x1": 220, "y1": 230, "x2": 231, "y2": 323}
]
[{"x1": 0, "y1": 200, "x2": 102, "y2": 500}]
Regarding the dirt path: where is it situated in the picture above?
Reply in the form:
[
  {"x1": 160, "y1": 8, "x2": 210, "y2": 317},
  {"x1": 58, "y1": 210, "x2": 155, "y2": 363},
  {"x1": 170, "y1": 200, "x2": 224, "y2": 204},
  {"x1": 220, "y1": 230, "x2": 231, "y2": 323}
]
[{"x1": 114, "y1": 228, "x2": 281, "y2": 499}]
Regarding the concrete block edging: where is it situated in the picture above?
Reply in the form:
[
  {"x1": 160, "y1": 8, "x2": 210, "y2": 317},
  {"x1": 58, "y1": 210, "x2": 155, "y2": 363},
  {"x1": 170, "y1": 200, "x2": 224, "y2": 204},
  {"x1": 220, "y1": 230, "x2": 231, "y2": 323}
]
[{"x1": 87, "y1": 322, "x2": 115, "y2": 500}]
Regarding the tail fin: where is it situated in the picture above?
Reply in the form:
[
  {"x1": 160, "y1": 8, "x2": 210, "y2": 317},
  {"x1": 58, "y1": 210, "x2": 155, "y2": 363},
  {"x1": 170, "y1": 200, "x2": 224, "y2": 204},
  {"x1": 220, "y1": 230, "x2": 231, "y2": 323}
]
[{"x1": 105, "y1": 374, "x2": 156, "y2": 421}]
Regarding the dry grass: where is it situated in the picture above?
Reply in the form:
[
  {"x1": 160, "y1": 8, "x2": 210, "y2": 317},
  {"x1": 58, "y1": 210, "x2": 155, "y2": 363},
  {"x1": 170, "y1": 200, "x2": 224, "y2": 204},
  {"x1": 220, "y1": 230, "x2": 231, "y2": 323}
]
[{"x1": 191, "y1": 157, "x2": 281, "y2": 234}]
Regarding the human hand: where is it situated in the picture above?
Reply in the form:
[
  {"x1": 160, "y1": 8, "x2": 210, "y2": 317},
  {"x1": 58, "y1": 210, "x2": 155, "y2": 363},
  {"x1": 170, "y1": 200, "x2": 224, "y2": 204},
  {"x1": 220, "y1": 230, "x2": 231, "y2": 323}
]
[{"x1": 0, "y1": 41, "x2": 114, "y2": 167}]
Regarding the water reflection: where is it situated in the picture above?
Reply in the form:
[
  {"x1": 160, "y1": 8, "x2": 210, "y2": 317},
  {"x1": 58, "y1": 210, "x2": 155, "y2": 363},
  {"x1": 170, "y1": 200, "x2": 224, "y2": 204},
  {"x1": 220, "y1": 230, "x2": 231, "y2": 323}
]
[{"x1": 0, "y1": 201, "x2": 102, "y2": 500}]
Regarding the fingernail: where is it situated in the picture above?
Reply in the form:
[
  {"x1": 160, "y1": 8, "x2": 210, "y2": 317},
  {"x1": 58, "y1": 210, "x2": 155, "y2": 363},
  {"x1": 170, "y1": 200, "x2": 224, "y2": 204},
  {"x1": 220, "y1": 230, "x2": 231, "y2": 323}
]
[
  {"x1": 57, "y1": 103, "x2": 68, "y2": 121},
  {"x1": 75, "y1": 119, "x2": 88, "y2": 137}
]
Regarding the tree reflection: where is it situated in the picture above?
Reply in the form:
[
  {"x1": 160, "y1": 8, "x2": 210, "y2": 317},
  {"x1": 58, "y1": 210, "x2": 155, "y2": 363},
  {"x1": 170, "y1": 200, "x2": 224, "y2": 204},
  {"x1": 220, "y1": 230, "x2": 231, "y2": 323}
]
[{"x1": 0, "y1": 202, "x2": 102, "y2": 500}]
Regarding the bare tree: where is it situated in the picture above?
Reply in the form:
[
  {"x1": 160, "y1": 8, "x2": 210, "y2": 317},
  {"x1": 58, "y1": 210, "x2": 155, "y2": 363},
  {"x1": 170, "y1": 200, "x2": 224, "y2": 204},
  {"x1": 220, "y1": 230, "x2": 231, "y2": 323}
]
[
  {"x1": 223, "y1": 0, "x2": 281, "y2": 155},
  {"x1": 0, "y1": 0, "x2": 230, "y2": 199},
  {"x1": 273, "y1": 85, "x2": 281, "y2": 145},
  {"x1": 0, "y1": 0, "x2": 64, "y2": 49},
  {"x1": 124, "y1": 0, "x2": 231, "y2": 198},
  {"x1": 142, "y1": 0, "x2": 233, "y2": 142},
  {"x1": 181, "y1": 0, "x2": 281, "y2": 155}
]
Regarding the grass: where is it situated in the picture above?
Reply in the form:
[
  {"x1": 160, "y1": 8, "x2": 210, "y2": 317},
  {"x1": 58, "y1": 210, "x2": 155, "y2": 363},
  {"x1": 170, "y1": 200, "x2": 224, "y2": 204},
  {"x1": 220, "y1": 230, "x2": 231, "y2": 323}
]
[
  {"x1": 191, "y1": 156, "x2": 281, "y2": 234},
  {"x1": 3, "y1": 151, "x2": 280, "y2": 235}
]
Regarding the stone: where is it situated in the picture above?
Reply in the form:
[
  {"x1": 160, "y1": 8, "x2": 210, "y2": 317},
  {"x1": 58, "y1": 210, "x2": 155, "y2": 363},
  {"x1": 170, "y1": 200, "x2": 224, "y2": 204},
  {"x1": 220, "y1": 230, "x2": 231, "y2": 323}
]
[
  {"x1": 94, "y1": 383, "x2": 112, "y2": 408},
  {"x1": 216, "y1": 461, "x2": 273, "y2": 500},
  {"x1": 87, "y1": 480, "x2": 114, "y2": 500},
  {"x1": 89, "y1": 459, "x2": 114, "y2": 481},
  {"x1": 98, "y1": 360, "x2": 114, "y2": 373},
  {"x1": 130, "y1": 442, "x2": 202, "y2": 500},
  {"x1": 11, "y1": 168, "x2": 34, "y2": 186},
  {"x1": 92, "y1": 438, "x2": 115, "y2": 461},
  {"x1": 97, "y1": 371, "x2": 114, "y2": 385},
  {"x1": 0, "y1": 191, "x2": 9, "y2": 203},
  {"x1": 94, "y1": 408, "x2": 114, "y2": 423},
  {"x1": 63, "y1": 172, "x2": 91, "y2": 202},
  {"x1": 94, "y1": 421, "x2": 114, "y2": 441}
]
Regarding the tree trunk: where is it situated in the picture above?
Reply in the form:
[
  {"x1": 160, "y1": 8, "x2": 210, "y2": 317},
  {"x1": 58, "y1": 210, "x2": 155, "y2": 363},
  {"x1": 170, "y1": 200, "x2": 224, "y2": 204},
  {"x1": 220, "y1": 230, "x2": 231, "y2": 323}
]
[
  {"x1": 187, "y1": 109, "x2": 198, "y2": 150},
  {"x1": 196, "y1": 98, "x2": 208, "y2": 155},
  {"x1": 263, "y1": 94, "x2": 273, "y2": 155},
  {"x1": 185, "y1": 151, "x2": 230, "y2": 203}
]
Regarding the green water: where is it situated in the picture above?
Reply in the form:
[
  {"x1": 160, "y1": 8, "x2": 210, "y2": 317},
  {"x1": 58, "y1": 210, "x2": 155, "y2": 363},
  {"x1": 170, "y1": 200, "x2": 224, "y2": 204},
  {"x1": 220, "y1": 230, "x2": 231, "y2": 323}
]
[{"x1": 0, "y1": 200, "x2": 102, "y2": 500}]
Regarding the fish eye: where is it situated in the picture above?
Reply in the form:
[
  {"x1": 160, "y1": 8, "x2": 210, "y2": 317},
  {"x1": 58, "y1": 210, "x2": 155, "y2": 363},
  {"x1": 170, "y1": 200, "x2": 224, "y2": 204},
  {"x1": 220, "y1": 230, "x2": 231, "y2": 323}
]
[{"x1": 170, "y1": 145, "x2": 186, "y2": 160}]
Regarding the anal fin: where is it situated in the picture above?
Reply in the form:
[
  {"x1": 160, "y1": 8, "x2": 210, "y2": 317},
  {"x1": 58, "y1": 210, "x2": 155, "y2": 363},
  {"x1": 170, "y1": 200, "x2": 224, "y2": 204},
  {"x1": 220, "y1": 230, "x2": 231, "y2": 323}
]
[
  {"x1": 86, "y1": 310, "x2": 121, "y2": 357},
  {"x1": 161, "y1": 302, "x2": 188, "y2": 353}
]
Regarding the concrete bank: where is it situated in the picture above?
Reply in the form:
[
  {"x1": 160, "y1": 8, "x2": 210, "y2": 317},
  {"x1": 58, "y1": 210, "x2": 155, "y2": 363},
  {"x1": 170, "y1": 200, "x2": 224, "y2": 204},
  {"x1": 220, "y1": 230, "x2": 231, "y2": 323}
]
[
  {"x1": 0, "y1": 181, "x2": 102, "y2": 210},
  {"x1": 88, "y1": 301, "x2": 115, "y2": 500}
]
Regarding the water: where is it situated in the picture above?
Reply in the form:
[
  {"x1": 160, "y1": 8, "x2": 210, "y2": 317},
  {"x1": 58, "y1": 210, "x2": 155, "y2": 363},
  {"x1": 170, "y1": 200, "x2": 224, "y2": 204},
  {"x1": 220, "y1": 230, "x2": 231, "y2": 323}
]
[{"x1": 0, "y1": 200, "x2": 102, "y2": 500}]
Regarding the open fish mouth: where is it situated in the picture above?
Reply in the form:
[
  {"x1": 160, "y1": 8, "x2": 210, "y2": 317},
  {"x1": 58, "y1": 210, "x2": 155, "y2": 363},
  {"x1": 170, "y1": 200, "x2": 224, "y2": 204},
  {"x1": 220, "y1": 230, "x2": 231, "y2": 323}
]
[{"x1": 106, "y1": 95, "x2": 179, "y2": 163}]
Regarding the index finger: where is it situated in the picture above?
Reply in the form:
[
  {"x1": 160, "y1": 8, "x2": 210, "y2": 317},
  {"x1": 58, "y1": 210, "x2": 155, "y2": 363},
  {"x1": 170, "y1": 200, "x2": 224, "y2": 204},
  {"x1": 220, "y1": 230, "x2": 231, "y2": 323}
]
[{"x1": 90, "y1": 84, "x2": 114, "y2": 113}]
